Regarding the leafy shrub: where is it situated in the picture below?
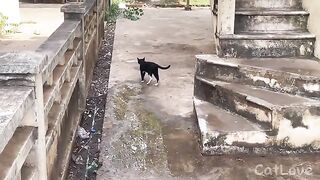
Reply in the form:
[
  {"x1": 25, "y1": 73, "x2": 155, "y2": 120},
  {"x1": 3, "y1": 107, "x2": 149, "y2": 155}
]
[
  {"x1": 0, "y1": 13, "x2": 8, "y2": 35},
  {"x1": 106, "y1": 2, "x2": 144, "y2": 23}
]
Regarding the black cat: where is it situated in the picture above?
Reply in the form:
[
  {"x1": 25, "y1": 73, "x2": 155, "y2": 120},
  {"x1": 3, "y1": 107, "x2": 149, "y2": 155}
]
[{"x1": 137, "y1": 57, "x2": 171, "y2": 86}]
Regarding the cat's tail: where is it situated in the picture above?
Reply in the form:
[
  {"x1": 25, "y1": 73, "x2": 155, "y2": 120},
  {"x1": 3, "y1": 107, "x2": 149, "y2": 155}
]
[{"x1": 158, "y1": 65, "x2": 171, "y2": 70}]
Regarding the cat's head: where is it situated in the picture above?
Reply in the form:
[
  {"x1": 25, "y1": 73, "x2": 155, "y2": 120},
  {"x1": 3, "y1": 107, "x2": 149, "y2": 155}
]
[{"x1": 137, "y1": 57, "x2": 145, "y2": 64}]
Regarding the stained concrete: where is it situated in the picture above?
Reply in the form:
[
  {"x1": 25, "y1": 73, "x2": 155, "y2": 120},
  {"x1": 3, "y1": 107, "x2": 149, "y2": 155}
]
[{"x1": 98, "y1": 8, "x2": 320, "y2": 180}]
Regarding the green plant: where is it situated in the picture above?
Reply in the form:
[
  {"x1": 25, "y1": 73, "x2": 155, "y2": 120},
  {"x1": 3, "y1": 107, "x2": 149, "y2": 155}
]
[
  {"x1": 0, "y1": 13, "x2": 8, "y2": 35},
  {"x1": 123, "y1": 7, "x2": 144, "y2": 21},
  {"x1": 105, "y1": 2, "x2": 144, "y2": 23},
  {"x1": 6, "y1": 23, "x2": 19, "y2": 34},
  {"x1": 106, "y1": 3, "x2": 122, "y2": 23},
  {"x1": 0, "y1": 13, "x2": 20, "y2": 35}
]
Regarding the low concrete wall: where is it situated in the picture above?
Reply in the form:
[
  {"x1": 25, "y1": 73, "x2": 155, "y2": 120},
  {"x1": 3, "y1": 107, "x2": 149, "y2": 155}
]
[
  {"x1": 303, "y1": 0, "x2": 320, "y2": 59},
  {"x1": 0, "y1": 0, "x2": 106, "y2": 179}
]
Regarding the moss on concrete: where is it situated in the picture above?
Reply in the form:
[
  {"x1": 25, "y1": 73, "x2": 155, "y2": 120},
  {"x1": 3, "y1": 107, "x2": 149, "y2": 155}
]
[{"x1": 113, "y1": 85, "x2": 137, "y2": 120}]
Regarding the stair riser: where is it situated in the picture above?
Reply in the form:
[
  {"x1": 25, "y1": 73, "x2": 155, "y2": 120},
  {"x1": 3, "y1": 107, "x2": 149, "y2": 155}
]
[
  {"x1": 236, "y1": 0, "x2": 302, "y2": 10},
  {"x1": 200, "y1": 131, "x2": 271, "y2": 155},
  {"x1": 218, "y1": 38, "x2": 315, "y2": 58},
  {"x1": 235, "y1": 14, "x2": 308, "y2": 33},
  {"x1": 195, "y1": 77, "x2": 320, "y2": 130},
  {"x1": 196, "y1": 60, "x2": 320, "y2": 99},
  {"x1": 195, "y1": 100, "x2": 320, "y2": 155}
]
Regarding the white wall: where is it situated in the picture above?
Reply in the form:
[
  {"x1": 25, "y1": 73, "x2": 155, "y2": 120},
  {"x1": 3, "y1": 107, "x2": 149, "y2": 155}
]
[
  {"x1": 0, "y1": 0, "x2": 20, "y2": 24},
  {"x1": 303, "y1": 0, "x2": 320, "y2": 59}
]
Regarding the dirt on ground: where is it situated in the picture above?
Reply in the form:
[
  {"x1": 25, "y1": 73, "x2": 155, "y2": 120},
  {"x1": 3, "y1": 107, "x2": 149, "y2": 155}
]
[{"x1": 67, "y1": 22, "x2": 115, "y2": 180}]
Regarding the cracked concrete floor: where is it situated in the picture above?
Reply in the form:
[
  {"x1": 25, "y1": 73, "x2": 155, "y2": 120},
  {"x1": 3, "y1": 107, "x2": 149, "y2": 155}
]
[{"x1": 97, "y1": 8, "x2": 320, "y2": 180}]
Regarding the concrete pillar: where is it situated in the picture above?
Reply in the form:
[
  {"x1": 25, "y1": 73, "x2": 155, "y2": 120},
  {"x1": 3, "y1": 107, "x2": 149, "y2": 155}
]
[
  {"x1": 217, "y1": 0, "x2": 235, "y2": 35},
  {"x1": 0, "y1": 0, "x2": 20, "y2": 24}
]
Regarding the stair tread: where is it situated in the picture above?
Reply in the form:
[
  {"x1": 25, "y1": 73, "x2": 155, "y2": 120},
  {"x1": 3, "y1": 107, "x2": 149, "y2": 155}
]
[
  {"x1": 219, "y1": 32, "x2": 315, "y2": 40},
  {"x1": 0, "y1": 127, "x2": 35, "y2": 180},
  {"x1": 196, "y1": 54, "x2": 320, "y2": 78},
  {"x1": 236, "y1": 9, "x2": 308, "y2": 15},
  {"x1": 194, "y1": 97, "x2": 266, "y2": 132},
  {"x1": 196, "y1": 76, "x2": 320, "y2": 108}
]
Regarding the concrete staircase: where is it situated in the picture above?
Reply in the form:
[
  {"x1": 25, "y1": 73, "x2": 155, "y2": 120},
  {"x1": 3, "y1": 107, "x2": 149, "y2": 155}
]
[{"x1": 194, "y1": 0, "x2": 320, "y2": 155}]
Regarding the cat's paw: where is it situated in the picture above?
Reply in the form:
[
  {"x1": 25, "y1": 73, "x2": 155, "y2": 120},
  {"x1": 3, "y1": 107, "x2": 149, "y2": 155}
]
[
  {"x1": 141, "y1": 80, "x2": 145, "y2": 83},
  {"x1": 154, "y1": 83, "x2": 159, "y2": 86}
]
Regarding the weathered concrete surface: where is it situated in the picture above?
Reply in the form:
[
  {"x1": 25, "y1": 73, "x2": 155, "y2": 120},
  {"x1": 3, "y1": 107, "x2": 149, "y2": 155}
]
[
  {"x1": 195, "y1": 54, "x2": 320, "y2": 98},
  {"x1": 0, "y1": 3, "x2": 63, "y2": 52},
  {"x1": 236, "y1": 0, "x2": 303, "y2": 10},
  {"x1": 98, "y1": 8, "x2": 320, "y2": 180}
]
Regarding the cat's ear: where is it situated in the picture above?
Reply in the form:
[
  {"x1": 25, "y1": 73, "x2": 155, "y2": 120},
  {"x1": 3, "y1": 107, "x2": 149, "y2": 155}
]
[{"x1": 142, "y1": 57, "x2": 145, "y2": 60}]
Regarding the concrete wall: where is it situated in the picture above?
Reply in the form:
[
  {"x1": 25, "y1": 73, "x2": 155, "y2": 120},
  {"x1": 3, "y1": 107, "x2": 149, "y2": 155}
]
[
  {"x1": 0, "y1": 0, "x2": 106, "y2": 179},
  {"x1": 303, "y1": 0, "x2": 320, "y2": 59}
]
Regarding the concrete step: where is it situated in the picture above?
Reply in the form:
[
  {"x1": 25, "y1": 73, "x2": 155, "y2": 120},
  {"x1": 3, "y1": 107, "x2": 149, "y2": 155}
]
[
  {"x1": 236, "y1": 0, "x2": 302, "y2": 10},
  {"x1": 218, "y1": 32, "x2": 315, "y2": 58},
  {"x1": 194, "y1": 76, "x2": 320, "y2": 130},
  {"x1": 0, "y1": 87, "x2": 34, "y2": 155},
  {"x1": 21, "y1": 165, "x2": 37, "y2": 180},
  {"x1": 0, "y1": 127, "x2": 35, "y2": 180},
  {"x1": 196, "y1": 54, "x2": 320, "y2": 99},
  {"x1": 235, "y1": 10, "x2": 309, "y2": 33},
  {"x1": 193, "y1": 97, "x2": 272, "y2": 155}
]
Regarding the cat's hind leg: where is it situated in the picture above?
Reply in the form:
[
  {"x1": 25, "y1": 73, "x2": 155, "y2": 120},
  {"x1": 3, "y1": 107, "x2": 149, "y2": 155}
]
[
  {"x1": 147, "y1": 74, "x2": 153, "y2": 85},
  {"x1": 154, "y1": 70, "x2": 159, "y2": 86}
]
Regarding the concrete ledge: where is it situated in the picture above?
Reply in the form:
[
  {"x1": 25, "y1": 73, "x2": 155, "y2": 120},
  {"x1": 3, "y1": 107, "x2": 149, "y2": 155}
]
[
  {"x1": 43, "y1": 40, "x2": 81, "y2": 116},
  {"x1": 0, "y1": 87, "x2": 34, "y2": 154},
  {"x1": 36, "y1": 20, "x2": 81, "y2": 85},
  {"x1": 61, "y1": 2, "x2": 86, "y2": 14},
  {"x1": 61, "y1": 0, "x2": 96, "y2": 16},
  {"x1": 0, "y1": 52, "x2": 47, "y2": 74},
  {"x1": 219, "y1": 32, "x2": 315, "y2": 40}
]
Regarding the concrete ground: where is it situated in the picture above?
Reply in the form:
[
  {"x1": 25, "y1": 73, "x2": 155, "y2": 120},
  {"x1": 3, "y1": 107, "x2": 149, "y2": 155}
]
[
  {"x1": 0, "y1": 3, "x2": 63, "y2": 52},
  {"x1": 97, "y1": 8, "x2": 320, "y2": 180}
]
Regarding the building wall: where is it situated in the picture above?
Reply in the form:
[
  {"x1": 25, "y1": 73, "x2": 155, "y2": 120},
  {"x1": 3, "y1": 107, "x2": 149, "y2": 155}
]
[{"x1": 303, "y1": 0, "x2": 320, "y2": 59}]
